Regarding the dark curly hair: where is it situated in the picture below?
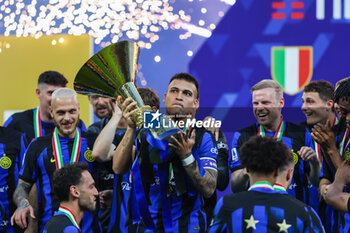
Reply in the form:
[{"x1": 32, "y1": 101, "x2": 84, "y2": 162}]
[
  {"x1": 335, "y1": 78, "x2": 350, "y2": 104},
  {"x1": 53, "y1": 162, "x2": 89, "y2": 202},
  {"x1": 239, "y1": 136, "x2": 292, "y2": 175}
]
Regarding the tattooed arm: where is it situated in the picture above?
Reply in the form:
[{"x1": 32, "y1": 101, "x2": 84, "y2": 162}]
[
  {"x1": 11, "y1": 179, "x2": 35, "y2": 229},
  {"x1": 112, "y1": 97, "x2": 137, "y2": 175},
  {"x1": 183, "y1": 160, "x2": 218, "y2": 198},
  {"x1": 169, "y1": 130, "x2": 218, "y2": 198}
]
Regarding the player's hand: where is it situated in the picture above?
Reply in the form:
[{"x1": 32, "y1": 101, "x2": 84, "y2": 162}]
[
  {"x1": 117, "y1": 96, "x2": 137, "y2": 129},
  {"x1": 204, "y1": 116, "x2": 219, "y2": 141},
  {"x1": 169, "y1": 129, "x2": 196, "y2": 159},
  {"x1": 311, "y1": 120, "x2": 336, "y2": 151},
  {"x1": 298, "y1": 146, "x2": 318, "y2": 163},
  {"x1": 111, "y1": 99, "x2": 123, "y2": 119},
  {"x1": 99, "y1": 189, "x2": 113, "y2": 209},
  {"x1": 334, "y1": 160, "x2": 350, "y2": 184},
  {"x1": 11, "y1": 203, "x2": 36, "y2": 229},
  {"x1": 320, "y1": 184, "x2": 329, "y2": 199}
]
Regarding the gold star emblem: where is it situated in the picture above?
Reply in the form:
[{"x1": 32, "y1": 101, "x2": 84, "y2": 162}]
[
  {"x1": 277, "y1": 219, "x2": 291, "y2": 232},
  {"x1": 244, "y1": 215, "x2": 259, "y2": 230}
]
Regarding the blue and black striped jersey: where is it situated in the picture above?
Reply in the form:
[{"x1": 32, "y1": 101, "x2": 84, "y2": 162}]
[
  {"x1": 19, "y1": 131, "x2": 100, "y2": 233},
  {"x1": 209, "y1": 187, "x2": 325, "y2": 233},
  {"x1": 43, "y1": 212, "x2": 81, "y2": 233},
  {"x1": 322, "y1": 123, "x2": 350, "y2": 233},
  {"x1": 0, "y1": 126, "x2": 26, "y2": 233},
  {"x1": 230, "y1": 122, "x2": 320, "y2": 210},
  {"x1": 135, "y1": 129, "x2": 218, "y2": 233}
]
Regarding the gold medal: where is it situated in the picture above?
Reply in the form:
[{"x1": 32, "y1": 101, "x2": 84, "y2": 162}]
[
  {"x1": 344, "y1": 150, "x2": 350, "y2": 162},
  {"x1": 0, "y1": 154, "x2": 12, "y2": 169},
  {"x1": 292, "y1": 150, "x2": 299, "y2": 165},
  {"x1": 84, "y1": 149, "x2": 94, "y2": 162}
]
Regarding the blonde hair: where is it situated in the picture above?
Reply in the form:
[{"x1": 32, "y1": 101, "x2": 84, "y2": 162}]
[
  {"x1": 251, "y1": 79, "x2": 283, "y2": 99},
  {"x1": 52, "y1": 88, "x2": 77, "y2": 101}
]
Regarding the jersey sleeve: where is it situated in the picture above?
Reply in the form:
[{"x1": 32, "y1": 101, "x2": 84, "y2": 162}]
[
  {"x1": 3, "y1": 115, "x2": 14, "y2": 128},
  {"x1": 230, "y1": 131, "x2": 242, "y2": 172},
  {"x1": 18, "y1": 134, "x2": 27, "y2": 170},
  {"x1": 19, "y1": 140, "x2": 40, "y2": 183},
  {"x1": 208, "y1": 197, "x2": 227, "y2": 233},
  {"x1": 198, "y1": 132, "x2": 218, "y2": 171},
  {"x1": 215, "y1": 130, "x2": 230, "y2": 191}
]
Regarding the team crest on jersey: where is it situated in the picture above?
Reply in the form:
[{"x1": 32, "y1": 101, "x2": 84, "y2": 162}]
[
  {"x1": 271, "y1": 46, "x2": 313, "y2": 95},
  {"x1": 84, "y1": 149, "x2": 94, "y2": 162},
  {"x1": 344, "y1": 149, "x2": 350, "y2": 162},
  {"x1": 292, "y1": 150, "x2": 299, "y2": 164},
  {"x1": 0, "y1": 154, "x2": 12, "y2": 169}
]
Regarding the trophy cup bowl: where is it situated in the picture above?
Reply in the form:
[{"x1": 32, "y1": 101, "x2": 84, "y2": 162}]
[{"x1": 74, "y1": 40, "x2": 179, "y2": 140}]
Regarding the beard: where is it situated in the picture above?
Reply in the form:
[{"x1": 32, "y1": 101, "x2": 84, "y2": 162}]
[
  {"x1": 53, "y1": 118, "x2": 78, "y2": 138},
  {"x1": 79, "y1": 198, "x2": 96, "y2": 212}
]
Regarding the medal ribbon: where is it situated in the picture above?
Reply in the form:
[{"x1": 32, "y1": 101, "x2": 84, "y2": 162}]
[
  {"x1": 52, "y1": 128, "x2": 81, "y2": 169},
  {"x1": 333, "y1": 116, "x2": 339, "y2": 127},
  {"x1": 339, "y1": 128, "x2": 350, "y2": 156},
  {"x1": 258, "y1": 116, "x2": 284, "y2": 141},
  {"x1": 248, "y1": 181, "x2": 273, "y2": 191},
  {"x1": 33, "y1": 107, "x2": 42, "y2": 138},
  {"x1": 58, "y1": 206, "x2": 81, "y2": 231},
  {"x1": 314, "y1": 141, "x2": 322, "y2": 162},
  {"x1": 273, "y1": 183, "x2": 286, "y2": 192}
]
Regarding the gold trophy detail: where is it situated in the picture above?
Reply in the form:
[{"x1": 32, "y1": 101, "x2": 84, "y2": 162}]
[{"x1": 74, "y1": 40, "x2": 179, "y2": 140}]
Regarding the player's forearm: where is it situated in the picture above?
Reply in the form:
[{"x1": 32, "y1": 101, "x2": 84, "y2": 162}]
[
  {"x1": 309, "y1": 160, "x2": 321, "y2": 187},
  {"x1": 113, "y1": 127, "x2": 136, "y2": 174},
  {"x1": 182, "y1": 160, "x2": 217, "y2": 198},
  {"x1": 325, "y1": 180, "x2": 349, "y2": 212},
  {"x1": 92, "y1": 115, "x2": 121, "y2": 161},
  {"x1": 326, "y1": 148, "x2": 343, "y2": 169},
  {"x1": 230, "y1": 169, "x2": 249, "y2": 193},
  {"x1": 13, "y1": 180, "x2": 32, "y2": 208}
]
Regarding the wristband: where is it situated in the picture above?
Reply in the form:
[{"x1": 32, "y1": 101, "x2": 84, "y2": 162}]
[{"x1": 181, "y1": 153, "x2": 195, "y2": 166}]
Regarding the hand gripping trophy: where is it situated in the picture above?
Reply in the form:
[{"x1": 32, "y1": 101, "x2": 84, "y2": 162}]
[{"x1": 74, "y1": 40, "x2": 179, "y2": 141}]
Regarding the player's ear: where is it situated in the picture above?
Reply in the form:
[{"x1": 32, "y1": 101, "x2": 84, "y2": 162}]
[
  {"x1": 326, "y1": 99, "x2": 334, "y2": 111},
  {"x1": 70, "y1": 185, "x2": 80, "y2": 198},
  {"x1": 49, "y1": 106, "x2": 53, "y2": 118},
  {"x1": 287, "y1": 167, "x2": 294, "y2": 182},
  {"x1": 36, "y1": 88, "x2": 41, "y2": 98},
  {"x1": 279, "y1": 97, "x2": 285, "y2": 108}
]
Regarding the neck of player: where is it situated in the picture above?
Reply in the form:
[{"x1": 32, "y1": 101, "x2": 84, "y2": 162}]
[
  {"x1": 60, "y1": 201, "x2": 83, "y2": 225},
  {"x1": 326, "y1": 111, "x2": 337, "y2": 126},
  {"x1": 263, "y1": 115, "x2": 282, "y2": 132},
  {"x1": 249, "y1": 173, "x2": 276, "y2": 188},
  {"x1": 57, "y1": 128, "x2": 77, "y2": 138},
  {"x1": 40, "y1": 106, "x2": 54, "y2": 123}
]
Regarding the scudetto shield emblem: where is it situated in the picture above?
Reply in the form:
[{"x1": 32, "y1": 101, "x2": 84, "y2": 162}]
[{"x1": 271, "y1": 46, "x2": 313, "y2": 95}]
